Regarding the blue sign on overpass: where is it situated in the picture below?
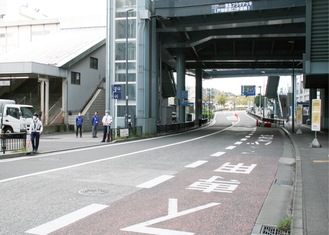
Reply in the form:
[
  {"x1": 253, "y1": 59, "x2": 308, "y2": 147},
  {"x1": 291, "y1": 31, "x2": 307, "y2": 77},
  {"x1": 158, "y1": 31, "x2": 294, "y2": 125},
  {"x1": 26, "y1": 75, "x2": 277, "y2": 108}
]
[{"x1": 241, "y1": 85, "x2": 256, "y2": 96}]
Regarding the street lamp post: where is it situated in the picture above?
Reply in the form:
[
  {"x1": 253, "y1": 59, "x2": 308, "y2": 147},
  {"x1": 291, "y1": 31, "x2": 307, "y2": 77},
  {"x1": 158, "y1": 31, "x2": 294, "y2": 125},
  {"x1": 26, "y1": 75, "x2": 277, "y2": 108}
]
[
  {"x1": 258, "y1": 86, "x2": 262, "y2": 117},
  {"x1": 125, "y1": 8, "x2": 133, "y2": 128}
]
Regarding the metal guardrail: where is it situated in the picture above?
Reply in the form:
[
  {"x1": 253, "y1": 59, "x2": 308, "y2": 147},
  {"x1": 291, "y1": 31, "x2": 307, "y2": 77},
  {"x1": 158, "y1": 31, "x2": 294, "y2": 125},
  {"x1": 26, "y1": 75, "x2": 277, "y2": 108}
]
[
  {"x1": 0, "y1": 133, "x2": 27, "y2": 154},
  {"x1": 247, "y1": 112, "x2": 285, "y2": 126},
  {"x1": 157, "y1": 121, "x2": 196, "y2": 133}
]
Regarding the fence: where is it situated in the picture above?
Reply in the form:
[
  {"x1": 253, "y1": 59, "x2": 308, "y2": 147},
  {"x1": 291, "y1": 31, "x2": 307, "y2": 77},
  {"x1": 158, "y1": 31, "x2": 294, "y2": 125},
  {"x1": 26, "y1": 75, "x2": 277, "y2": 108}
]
[
  {"x1": 157, "y1": 121, "x2": 196, "y2": 133},
  {"x1": 0, "y1": 133, "x2": 27, "y2": 154},
  {"x1": 247, "y1": 112, "x2": 285, "y2": 126}
]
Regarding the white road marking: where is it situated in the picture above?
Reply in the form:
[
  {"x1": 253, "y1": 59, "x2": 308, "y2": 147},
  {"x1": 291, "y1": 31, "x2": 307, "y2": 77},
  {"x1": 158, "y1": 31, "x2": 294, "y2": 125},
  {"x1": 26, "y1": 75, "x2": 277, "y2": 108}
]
[
  {"x1": 234, "y1": 141, "x2": 242, "y2": 145},
  {"x1": 0, "y1": 124, "x2": 235, "y2": 184},
  {"x1": 25, "y1": 204, "x2": 108, "y2": 235},
  {"x1": 137, "y1": 175, "x2": 174, "y2": 188},
  {"x1": 121, "y1": 198, "x2": 220, "y2": 235},
  {"x1": 241, "y1": 138, "x2": 247, "y2": 141},
  {"x1": 185, "y1": 161, "x2": 208, "y2": 168},
  {"x1": 226, "y1": 146, "x2": 236, "y2": 150},
  {"x1": 211, "y1": 151, "x2": 226, "y2": 157},
  {"x1": 168, "y1": 198, "x2": 178, "y2": 215}
]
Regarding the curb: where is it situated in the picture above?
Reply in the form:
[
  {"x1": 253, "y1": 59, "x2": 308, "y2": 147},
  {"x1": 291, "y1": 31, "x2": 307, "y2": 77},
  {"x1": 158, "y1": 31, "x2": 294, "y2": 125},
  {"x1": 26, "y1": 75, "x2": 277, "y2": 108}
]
[{"x1": 281, "y1": 127, "x2": 303, "y2": 235}]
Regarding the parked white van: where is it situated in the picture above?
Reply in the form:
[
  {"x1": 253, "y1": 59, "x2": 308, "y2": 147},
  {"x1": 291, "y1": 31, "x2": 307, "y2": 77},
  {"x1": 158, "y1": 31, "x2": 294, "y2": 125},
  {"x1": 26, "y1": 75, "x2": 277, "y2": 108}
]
[{"x1": 0, "y1": 99, "x2": 35, "y2": 133}]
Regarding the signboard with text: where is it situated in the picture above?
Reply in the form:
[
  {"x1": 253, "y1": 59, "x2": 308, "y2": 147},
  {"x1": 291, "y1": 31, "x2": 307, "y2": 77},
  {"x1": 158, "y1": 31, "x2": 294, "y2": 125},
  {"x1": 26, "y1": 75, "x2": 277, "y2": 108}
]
[
  {"x1": 296, "y1": 105, "x2": 303, "y2": 125},
  {"x1": 112, "y1": 85, "x2": 122, "y2": 99},
  {"x1": 241, "y1": 85, "x2": 256, "y2": 96},
  {"x1": 311, "y1": 99, "x2": 321, "y2": 131}
]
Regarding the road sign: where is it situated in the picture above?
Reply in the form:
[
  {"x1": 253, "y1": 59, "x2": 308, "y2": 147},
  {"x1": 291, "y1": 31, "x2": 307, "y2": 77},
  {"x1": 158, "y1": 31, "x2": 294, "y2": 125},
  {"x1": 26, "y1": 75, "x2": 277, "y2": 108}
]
[
  {"x1": 311, "y1": 99, "x2": 321, "y2": 131},
  {"x1": 112, "y1": 85, "x2": 122, "y2": 99},
  {"x1": 241, "y1": 85, "x2": 255, "y2": 96}
]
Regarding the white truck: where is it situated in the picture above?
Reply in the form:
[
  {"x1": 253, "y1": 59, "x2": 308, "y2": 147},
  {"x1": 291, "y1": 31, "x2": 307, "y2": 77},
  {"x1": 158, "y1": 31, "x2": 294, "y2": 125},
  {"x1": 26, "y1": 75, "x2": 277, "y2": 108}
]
[{"x1": 0, "y1": 99, "x2": 35, "y2": 133}]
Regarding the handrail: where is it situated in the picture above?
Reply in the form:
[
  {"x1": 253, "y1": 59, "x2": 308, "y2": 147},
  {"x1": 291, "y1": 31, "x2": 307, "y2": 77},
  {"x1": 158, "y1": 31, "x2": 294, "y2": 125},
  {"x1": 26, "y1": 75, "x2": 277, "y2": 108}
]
[
  {"x1": 17, "y1": 85, "x2": 40, "y2": 104},
  {"x1": 48, "y1": 97, "x2": 63, "y2": 123}
]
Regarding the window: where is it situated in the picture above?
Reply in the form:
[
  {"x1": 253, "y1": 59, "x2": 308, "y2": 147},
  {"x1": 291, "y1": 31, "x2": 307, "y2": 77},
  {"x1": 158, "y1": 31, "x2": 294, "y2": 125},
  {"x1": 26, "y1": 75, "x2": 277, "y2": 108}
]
[
  {"x1": 71, "y1": 71, "x2": 81, "y2": 85},
  {"x1": 7, "y1": 108, "x2": 20, "y2": 119},
  {"x1": 90, "y1": 57, "x2": 98, "y2": 69}
]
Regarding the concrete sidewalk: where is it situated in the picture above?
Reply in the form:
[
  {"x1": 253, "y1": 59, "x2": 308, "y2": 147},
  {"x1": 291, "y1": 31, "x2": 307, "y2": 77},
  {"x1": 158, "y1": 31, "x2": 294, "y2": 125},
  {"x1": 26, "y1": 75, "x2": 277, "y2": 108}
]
[{"x1": 287, "y1": 125, "x2": 329, "y2": 235}]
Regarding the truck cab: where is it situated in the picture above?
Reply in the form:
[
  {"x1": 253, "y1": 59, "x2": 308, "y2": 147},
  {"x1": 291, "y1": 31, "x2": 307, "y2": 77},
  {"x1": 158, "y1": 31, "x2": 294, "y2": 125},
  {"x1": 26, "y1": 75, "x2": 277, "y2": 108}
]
[{"x1": 0, "y1": 100, "x2": 35, "y2": 133}]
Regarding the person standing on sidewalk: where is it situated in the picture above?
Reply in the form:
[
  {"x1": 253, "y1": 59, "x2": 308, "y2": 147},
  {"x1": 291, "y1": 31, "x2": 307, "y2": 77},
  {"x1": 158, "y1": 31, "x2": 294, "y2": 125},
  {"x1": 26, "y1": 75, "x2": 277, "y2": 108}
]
[
  {"x1": 30, "y1": 113, "x2": 43, "y2": 152},
  {"x1": 76, "y1": 112, "x2": 83, "y2": 138},
  {"x1": 101, "y1": 110, "x2": 113, "y2": 142},
  {"x1": 91, "y1": 111, "x2": 99, "y2": 138}
]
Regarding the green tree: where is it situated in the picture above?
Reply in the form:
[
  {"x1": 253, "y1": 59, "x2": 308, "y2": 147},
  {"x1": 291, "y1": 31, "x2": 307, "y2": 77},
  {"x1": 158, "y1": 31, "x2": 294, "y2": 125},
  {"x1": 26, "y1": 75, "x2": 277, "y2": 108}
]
[
  {"x1": 217, "y1": 95, "x2": 227, "y2": 107},
  {"x1": 254, "y1": 94, "x2": 263, "y2": 107}
]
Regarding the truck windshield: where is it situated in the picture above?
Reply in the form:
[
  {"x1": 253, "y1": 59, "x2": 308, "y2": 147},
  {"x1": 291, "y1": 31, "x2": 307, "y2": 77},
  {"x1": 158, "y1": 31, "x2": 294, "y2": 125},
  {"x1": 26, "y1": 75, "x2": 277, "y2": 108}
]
[{"x1": 21, "y1": 107, "x2": 35, "y2": 118}]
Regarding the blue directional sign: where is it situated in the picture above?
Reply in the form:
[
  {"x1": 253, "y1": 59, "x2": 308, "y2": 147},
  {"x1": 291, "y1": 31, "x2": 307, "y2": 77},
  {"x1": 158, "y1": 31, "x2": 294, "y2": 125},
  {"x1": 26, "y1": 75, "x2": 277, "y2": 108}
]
[
  {"x1": 241, "y1": 85, "x2": 256, "y2": 96},
  {"x1": 112, "y1": 84, "x2": 122, "y2": 99}
]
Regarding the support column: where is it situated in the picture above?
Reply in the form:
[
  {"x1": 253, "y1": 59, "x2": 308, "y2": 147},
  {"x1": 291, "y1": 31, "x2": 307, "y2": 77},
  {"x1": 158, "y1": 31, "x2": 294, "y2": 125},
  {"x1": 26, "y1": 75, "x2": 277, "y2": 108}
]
[
  {"x1": 40, "y1": 80, "x2": 45, "y2": 123},
  {"x1": 45, "y1": 79, "x2": 49, "y2": 125},
  {"x1": 309, "y1": 88, "x2": 317, "y2": 124},
  {"x1": 195, "y1": 68, "x2": 203, "y2": 126},
  {"x1": 62, "y1": 78, "x2": 67, "y2": 125},
  {"x1": 323, "y1": 88, "x2": 328, "y2": 130},
  {"x1": 176, "y1": 51, "x2": 186, "y2": 123},
  {"x1": 39, "y1": 78, "x2": 49, "y2": 125}
]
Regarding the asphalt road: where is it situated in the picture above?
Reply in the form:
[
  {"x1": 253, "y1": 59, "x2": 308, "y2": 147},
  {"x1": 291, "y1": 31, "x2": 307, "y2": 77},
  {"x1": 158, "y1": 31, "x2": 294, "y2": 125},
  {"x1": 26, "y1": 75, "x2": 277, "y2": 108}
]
[{"x1": 0, "y1": 111, "x2": 292, "y2": 235}]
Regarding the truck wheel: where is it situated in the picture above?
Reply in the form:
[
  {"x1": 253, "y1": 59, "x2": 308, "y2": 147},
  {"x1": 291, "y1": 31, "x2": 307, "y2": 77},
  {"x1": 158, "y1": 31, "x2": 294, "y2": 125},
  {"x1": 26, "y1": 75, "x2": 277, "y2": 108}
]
[{"x1": 3, "y1": 127, "x2": 13, "y2": 133}]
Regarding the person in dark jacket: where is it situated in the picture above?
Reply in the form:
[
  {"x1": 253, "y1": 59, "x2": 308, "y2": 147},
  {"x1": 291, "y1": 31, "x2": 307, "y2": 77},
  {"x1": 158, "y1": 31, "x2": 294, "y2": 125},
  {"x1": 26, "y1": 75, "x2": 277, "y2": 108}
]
[
  {"x1": 76, "y1": 112, "x2": 83, "y2": 137},
  {"x1": 91, "y1": 111, "x2": 99, "y2": 138}
]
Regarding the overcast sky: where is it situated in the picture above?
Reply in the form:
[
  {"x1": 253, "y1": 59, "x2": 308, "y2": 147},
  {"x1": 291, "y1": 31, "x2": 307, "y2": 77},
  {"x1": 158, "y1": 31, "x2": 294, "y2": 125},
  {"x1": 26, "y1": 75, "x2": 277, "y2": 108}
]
[{"x1": 27, "y1": 0, "x2": 106, "y2": 17}]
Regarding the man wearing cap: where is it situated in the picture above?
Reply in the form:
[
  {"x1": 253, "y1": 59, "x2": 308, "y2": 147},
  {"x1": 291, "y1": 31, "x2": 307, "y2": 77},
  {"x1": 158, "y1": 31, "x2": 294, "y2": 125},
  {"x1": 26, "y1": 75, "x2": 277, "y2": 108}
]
[
  {"x1": 30, "y1": 113, "x2": 43, "y2": 152},
  {"x1": 101, "y1": 110, "x2": 113, "y2": 142}
]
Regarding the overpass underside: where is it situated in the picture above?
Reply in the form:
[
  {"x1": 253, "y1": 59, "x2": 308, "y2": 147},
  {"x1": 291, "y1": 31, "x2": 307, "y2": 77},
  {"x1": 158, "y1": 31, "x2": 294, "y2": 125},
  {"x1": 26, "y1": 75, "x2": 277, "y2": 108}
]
[{"x1": 153, "y1": 0, "x2": 328, "y2": 129}]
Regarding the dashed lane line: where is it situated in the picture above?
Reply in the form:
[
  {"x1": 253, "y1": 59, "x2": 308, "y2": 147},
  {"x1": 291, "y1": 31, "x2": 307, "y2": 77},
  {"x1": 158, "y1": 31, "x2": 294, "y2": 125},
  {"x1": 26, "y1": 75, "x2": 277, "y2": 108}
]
[
  {"x1": 185, "y1": 161, "x2": 208, "y2": 168},
  {"x1": 226, "y1": 146, "x2": 236, "y2": 150},
  {"x1": 25, "y1": 204, "x2": 108, "y2": 235},
  {"x1": 211, "y1": 151, "x2": 226, "y2": 157},
  {"x1": 137, "y1": 175, "x2": 175, "y2": 188}
]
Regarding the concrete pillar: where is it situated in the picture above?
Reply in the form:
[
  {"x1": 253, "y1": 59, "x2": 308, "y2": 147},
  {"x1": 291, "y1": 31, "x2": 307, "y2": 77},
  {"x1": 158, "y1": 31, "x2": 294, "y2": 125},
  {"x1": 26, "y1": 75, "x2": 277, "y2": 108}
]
[
  {"x1": 176, "y1": 51, "x2": 186, "y2": 123},
  {"x1": 321, "y1": 88, "x2": 328, "y2": 130},
  {"x1": 62, "y1": 78, "x2": 67, "y2": 124},
  {"x1": 40, "y1": 80, "x2": 45, "y2": 123},
  {"x1": 39, "y1": 78, "x2": 49, "y2": 125},
  {"x1": 195, "y1": 68, "x2": 203, "y2": 125},
  {"x1": 309, "y1": 88, "x2": 317, "y2": 124},
  {"x1": 45, "y1": 79, "x2": 49, "y2": 125}
]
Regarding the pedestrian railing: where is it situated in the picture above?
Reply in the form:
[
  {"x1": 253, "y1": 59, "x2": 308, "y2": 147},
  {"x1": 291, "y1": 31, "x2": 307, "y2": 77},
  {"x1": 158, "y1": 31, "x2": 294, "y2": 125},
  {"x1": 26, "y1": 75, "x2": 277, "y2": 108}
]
[{"x1": 0, "y1": 133, "x2": 27, "y2": 154}]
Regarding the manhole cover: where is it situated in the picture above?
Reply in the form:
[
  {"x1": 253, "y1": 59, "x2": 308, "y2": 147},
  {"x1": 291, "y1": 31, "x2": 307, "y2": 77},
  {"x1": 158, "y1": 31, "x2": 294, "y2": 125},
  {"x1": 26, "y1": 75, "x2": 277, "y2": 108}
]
[{"x1": 78, "y1": 188, "x2": 110, "y2": 196}]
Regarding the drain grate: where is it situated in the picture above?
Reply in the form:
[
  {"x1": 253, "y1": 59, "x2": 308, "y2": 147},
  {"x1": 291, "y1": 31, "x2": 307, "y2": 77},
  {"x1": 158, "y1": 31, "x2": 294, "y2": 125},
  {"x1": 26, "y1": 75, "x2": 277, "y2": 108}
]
[
  {"x1": 274, "y1": 179, "x2": 294, "y2": 186},
  {"x1": 78, "y1": 188, "x2": 110, "y2": 196},
  {"x1": 260, "y1": 225, "x2": 290, "y2": 235}
]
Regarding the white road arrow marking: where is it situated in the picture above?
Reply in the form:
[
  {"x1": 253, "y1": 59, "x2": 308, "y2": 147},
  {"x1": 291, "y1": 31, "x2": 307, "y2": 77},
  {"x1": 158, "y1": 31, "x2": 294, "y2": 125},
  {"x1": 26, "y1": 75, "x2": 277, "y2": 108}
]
[{"x1": 121, "y1": 198, "x2": 220, "y2": 235}]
